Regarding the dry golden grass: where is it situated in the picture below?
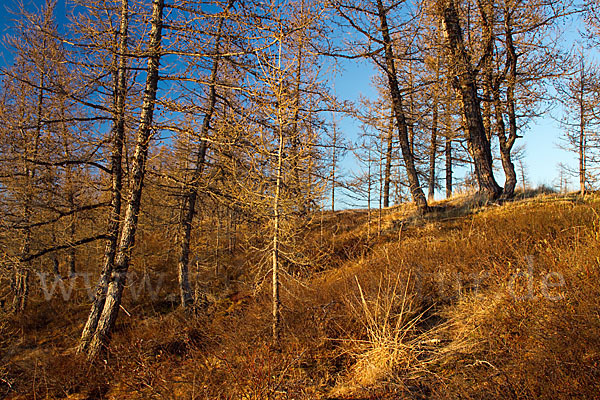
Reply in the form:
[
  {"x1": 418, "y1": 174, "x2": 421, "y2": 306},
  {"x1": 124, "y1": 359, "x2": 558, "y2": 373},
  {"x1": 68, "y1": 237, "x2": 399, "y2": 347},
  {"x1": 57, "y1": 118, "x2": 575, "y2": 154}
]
[{"x1": 2, "y1": 190, "x2": 600, "y2": 399}]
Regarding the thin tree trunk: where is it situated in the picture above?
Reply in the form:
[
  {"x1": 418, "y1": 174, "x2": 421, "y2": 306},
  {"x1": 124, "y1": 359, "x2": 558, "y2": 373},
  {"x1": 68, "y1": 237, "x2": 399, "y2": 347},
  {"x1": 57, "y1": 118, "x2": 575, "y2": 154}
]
[
  {"x1": 499, "y1": 6, "x2": 518, "y2": 198},
  {"x1": 215, "y1": 207, "x2": 221, "y2": 277},
  {"x1": 383, "y1": 110, "x2": 393, "y2": 208},
  {"x1": 367, "y1": 146, "x2": 372, "y2": 240},
  {"x1": 290, "y1": 40, "x2": 305, "y2": 214},
  {"x1": 271, "y1": 33, "x2": 287, "y2": 345},
  {"x1": 78, "y1": 0, "x2": 128, "y2": 353},
  {"x1": 478, "y1": 0, "x2": 494, "y2": 143},
  {"x1": 13, "y1": 42, "x2": 46, "y2": 313},
  {"x1": 436, "y1": 0, "x2": 502, "y2": 201},
  {"x1": 67, "y1": 171, "x2": 77, "y2": 277},
  {"x1": 176, "y1": 1, "x2": 231, "y2": 307},
  {"x1": 579, "y1": 71, "x2": 586, "y2": 196},
  {"x1": 519, "y1": 159, "x2": 526, "y2": 191},
  {"x1": 86, "y1": 0, "x2": 163, "y2": 358},
  {"x1": 428, "y1": 77, "x2": 440, "y2": 201},
  {"x1": 59, "y1": 101, "x2": 78, "y2": 278},
  {"x1": 378, "y1": 148, "x2": 382, "y2": 235},
  {"x1": 376, "y1": 0, "x2": 429, "y2": 213},
  {"x1": 331, "y1": 119, "x2": 337, "y2": 212},
  {"x1": 489, "y1": 76, "x2": 517, "y2": 201},
  {"x1": 272, "y1": 119, "x2": 284, "y2": 346},
  {"x1": 445, "y1": 112, "x2": 453, "y2": 199}
]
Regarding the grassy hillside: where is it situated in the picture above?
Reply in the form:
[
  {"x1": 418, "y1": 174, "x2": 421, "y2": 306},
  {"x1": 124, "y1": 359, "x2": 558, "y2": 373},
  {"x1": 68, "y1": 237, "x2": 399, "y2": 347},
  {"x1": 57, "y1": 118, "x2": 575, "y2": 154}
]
[{"x1": 2, "y1": 191, "x2": 600, "y2": 399}]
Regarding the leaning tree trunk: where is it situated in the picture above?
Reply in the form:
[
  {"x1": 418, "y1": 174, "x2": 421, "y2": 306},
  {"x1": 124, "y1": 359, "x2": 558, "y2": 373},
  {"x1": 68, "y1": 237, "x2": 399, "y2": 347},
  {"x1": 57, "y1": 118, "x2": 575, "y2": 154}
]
[
  {"x1": 436, "y1": 0, "x2": 502, "y2": 201},
  {"x1": 86, "y1": 0, "x2": 163, "y2": 359},
  {"x1": 376, "y1": 0, "x2": 429, "y2": 213},
  {"x1": 77, "y1": 0, "x2": 128, "y2": 354},
  {"x1": 176, "y1": 0, "x2": 232, "y2": 308}
]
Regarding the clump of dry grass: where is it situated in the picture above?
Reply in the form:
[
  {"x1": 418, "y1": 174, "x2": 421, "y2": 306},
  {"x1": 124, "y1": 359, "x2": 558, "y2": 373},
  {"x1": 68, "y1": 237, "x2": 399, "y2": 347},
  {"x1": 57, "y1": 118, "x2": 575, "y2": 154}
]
[{"x1": 330, "y1": 273, "x2": 442, "y2": 398}]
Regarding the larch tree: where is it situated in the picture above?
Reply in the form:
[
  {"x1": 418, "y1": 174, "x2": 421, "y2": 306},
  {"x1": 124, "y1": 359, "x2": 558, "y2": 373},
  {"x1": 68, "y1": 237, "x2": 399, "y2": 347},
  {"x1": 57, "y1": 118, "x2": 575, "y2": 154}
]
[
  {"x1": 330, "y1": 0, "x2": 430, "y2": 213},
  {"x1": 433, "y1": 0, "x2": 503, "y2": 201},
  {"x1": 78, "y1": 0, "x2": 130, "y2": 353},
  {"x1": 0, "y1": 0, "x2": 101, "y2": 312},
  {"x1": 85, "y1": 0, "x2": 165, "y2": 358},
  {"x1": 556, "y1": 52, "x2": 600, "y2": 194},
  {"x1": 172, "y1": 0, "x2": 236, "y2": 309},
  {"x1": 477, "y1": 0, "x2": 570, "y2": 198}
]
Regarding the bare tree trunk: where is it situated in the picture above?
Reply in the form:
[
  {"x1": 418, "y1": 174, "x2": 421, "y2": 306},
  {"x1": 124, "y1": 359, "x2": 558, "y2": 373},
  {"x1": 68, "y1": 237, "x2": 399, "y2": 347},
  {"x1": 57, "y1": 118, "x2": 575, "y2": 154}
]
[
  {"x1": 519, "y1": 159, "x2": 526, "y2": 191},
  {"x1": 52, "y1": 244, "x2": 60, "y2": 276},
  {"x1": 479, "y1": 0, "x2": 494, "y2": 143},
  {"x1": 67, "y1": 175, "x2": 77, "y2": 277},
  {"x1": 428, "y1": 88, "x2": 439, "y2": 201},
  {"x1": 78, "y1": 0, "x2": 128, "y2": 353},
  {"x1": 215, "y1": 207, "x2": 221, "y2": 277},
  {"x1": 499, "y1": 6, "x2": 519, "y2": 198},
  {"x1": 383, "y1": 110, "x2": 393, "y2": 208},
  {"x1": 177, "y1": 2, "x2": 232, "y2": 307},
  {"x1": 272, "y1": 122, "x2": 284, "y2": 346},
  {"x1": 445, "y1": 122, "x2": 453, "y2": 199},
  {"x1": 289, "y1": 40, "x2": 306, "y2": 214},
  {"x1": 579, "y1": 77, "x2": 586, "y2": 196},
  {"x1": 378, "y1": 149, "x2": 382, "y2": 235},
  {"x1": 376, "y1": 0, "x2": 429, "y2": 213},
  {"x1": 367, "y1": 146, "x2": 372, "y2": 240},
  {"x1": 331, "y1": 119, "x2": 337, "y2": 212},
  {"x1": 436, "y1": 0, "x2": 502, "y2": 201},
  {"x1": 490, "y1": 78, "x2": 518, "y2": 201},
  {"x1": 86, "y1": 0, "x2": 163, "y2": 358},
  {"x1": 14, "y1": 194, "x2": 34, "y2": 312}
]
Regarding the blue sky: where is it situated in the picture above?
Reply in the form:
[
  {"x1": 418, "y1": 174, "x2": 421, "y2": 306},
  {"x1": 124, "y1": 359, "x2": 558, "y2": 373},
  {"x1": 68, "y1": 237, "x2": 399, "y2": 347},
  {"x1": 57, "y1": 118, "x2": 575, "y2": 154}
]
[{"x1": 0, "y1": 0, "x2": 585, "y2": 207}]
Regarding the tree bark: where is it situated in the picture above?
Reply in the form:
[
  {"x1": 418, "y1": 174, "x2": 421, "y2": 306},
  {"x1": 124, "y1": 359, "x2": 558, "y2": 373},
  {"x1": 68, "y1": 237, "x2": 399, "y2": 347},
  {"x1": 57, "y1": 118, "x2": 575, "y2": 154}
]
[
  {"x1": 436, "y1": 0, "x2": 502, "y2": 201},
  {"x1": 86, "y1": 0, "x2": 163, "y2": 358},
  {"x1": 375, "y1": 0, "x2": 429, "y2": 213}
]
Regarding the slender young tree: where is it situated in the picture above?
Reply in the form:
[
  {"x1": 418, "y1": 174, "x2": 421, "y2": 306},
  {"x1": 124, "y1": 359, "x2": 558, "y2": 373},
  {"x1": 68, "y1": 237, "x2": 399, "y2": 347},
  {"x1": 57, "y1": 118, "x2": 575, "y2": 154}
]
[
  {"x1": 175, "y1": 0, "x2": 235, "y2": 309},
  {"x1": 556, "y1": 53, "x2": 600, "y2": 195}
]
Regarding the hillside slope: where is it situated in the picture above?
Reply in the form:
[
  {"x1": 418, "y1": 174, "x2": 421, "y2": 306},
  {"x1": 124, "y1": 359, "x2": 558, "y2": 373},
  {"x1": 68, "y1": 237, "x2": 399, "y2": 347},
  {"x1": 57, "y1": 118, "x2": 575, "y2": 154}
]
[{"x1": 2, "y1": 192, "x2": 600, "y2": 399}]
